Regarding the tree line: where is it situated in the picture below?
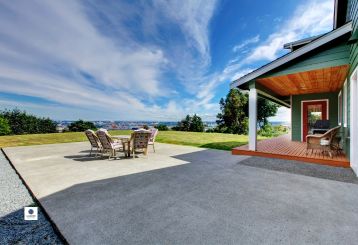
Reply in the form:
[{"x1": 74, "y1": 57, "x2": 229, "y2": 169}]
[
  {"x1": 0, "y1": 89, "x2": 280, "y2": 136},
  {"x1": 0, "y1": 109, "x2": 97, "y2": 136},
  {"x1": 172, "y1": 89, "x2": 279, "y2": 134}
]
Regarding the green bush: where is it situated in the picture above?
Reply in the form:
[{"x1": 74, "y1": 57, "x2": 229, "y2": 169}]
[
  {"x1": 155, "y1": 124, "x2": 169, "y2": 131},
  {"x1": 68, "y1": 120, "x2": 97, "y2": 132},
  {"x1": 0, "y1": 109, "x2": 56, "y2": 135},
  {"x1": 174, "y1": 114, "x2": 204, "y2": 132},
  {"x1": 258, "y1": 123, "x2": 289, "y2": 137},
  {"x1": 0, "y1": 116, "x2": 11, "y2": 135}
]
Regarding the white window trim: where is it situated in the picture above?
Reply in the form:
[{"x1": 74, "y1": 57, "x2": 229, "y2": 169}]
[
  {"x1": 343, "y1": 80, "x2": 348, "y2": 127},
  {"x1": 338, "y1": 90, "x2": 342, "y2": 126}
]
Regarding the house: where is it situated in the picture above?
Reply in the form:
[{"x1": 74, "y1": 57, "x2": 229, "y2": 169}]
[{"x1": 231, "y1": 0, "x2": 358, "y2": 174}]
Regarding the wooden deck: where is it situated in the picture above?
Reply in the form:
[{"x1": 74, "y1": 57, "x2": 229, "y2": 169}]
[{"x1": 232, "y1": 134, "x2": 350, "y2": 168}]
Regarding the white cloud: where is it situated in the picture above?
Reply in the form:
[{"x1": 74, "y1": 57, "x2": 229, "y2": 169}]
[
  {"x1": 269, "y1": 107, "x2": 291, "y2": 122},
  {"x1": 0, "y1": 0, "x2": 218, "y2": 120},
  {"x1": 0, "y1": 0, "x2": 335, "y2": 122},
  {"x1": 246, "y1": 0, "x2": 333, "y2": 62},
  {"x1": 232, "y1": 35, "x2": 260, "y2": 52}
]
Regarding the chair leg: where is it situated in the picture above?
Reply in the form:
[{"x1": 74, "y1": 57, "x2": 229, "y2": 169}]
[
  {"x1": 90, "y1": 146, "x2": 93, "y2": 156},
  {"x1": 153, "y1": 144, "x2": 155, "y2": 153}
]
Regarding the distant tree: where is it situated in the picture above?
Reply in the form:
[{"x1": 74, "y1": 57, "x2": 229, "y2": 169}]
[
  {"x1": 173, "y1": 114, "x2": 204, "y2": 132},
  {"x1": 216, "y1": 89, "x2": 248, "y2": 134},
  {"x1": 155, "y1": 124, "x2": 169, "y2": 131},
  {"x1": 257, "y1": 98, "x2": 279, "y2": 127},
  {"x1": 0, "y1": 109, "x2": 56, "y2": 134},
  {"x1": 0, "y1": 116, "x2": 11, "y2": 135},
  {"x1": 173, "y1": 115, "x2": 191, "y2": 131},
  {"x1": 142, "y1": 124, "x2": 149, "y2": 130},
  {"x1": 68, "y1": 120, "x2": 97, "y2": 132},
  {"x1": 215, "y1": 89, "x2": 279, "y2": 134},
  {"x1": 189, "y1": 114, "x2": 204, "y2": 132}
]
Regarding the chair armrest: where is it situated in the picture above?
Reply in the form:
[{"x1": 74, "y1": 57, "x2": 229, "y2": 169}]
[{"x1": 306, "y1": 134, "x2": 324, "y2": 138}]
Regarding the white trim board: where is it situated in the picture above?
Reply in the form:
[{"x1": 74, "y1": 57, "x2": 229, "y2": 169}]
[
  {"x1": 350, "y1": 66, "x2": 358, "y2": 175},
  {"x1": 231, "y1": 22, "x2": 352, "y2": 89},
  {"x1": 300, "y1": 99, "x2": 329, "y2": 142},
  {"x1": 343, "y1": 80, "x2": 348, "y2": 127},
  {"x1": 338, "y1": 90, "x2": 343, "y2": 126}
]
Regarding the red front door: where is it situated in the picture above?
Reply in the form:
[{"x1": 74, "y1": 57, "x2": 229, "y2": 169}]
[{"x1": 302, "y1": 100, "x2": 328, "y2": 142}]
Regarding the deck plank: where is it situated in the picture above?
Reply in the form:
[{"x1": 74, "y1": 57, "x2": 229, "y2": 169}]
[{"x1": 232, "y1": 134, "x2": 350, "y2": 168}]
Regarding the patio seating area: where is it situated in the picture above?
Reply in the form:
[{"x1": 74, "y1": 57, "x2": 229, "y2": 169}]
[
  {"x1": 85, "y1": 128, "x2": 157, "y2": 159},
  {"x1": 3, "y1": 141, "x2": 358, "y2": 244},
  {"x1": 232, "y1": 134, "x2": 350, "y2": 167}
]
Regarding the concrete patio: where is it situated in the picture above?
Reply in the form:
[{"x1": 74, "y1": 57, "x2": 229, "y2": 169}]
[{"x1": 3, "y1": 142, "x2": 358, "y2": 244}]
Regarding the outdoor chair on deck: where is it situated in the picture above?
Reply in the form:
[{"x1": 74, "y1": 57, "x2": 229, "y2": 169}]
[
  {"x1": 129, "y1": 130, "x2": 151, "y2": 158},
  {"x1": 306, "y1": 125, "x2": 341, "y2": 158},
  {"x1": 96, "y1": 129, "x2": 124, "y2": 159},
  {"x1": 148, "y1": 128, "x2": 158, "y2": 152},
  {"x1": 84, "y1": 129, "x2": 102, "y2": 156}
]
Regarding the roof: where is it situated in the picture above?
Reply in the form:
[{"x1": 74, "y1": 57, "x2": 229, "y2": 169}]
[
  {"x1": 230, "y1": 22, "x2": 352, "y2": 89},
  {"x1": 283, "y1": 35, "x2": 323, "y2": 51}
]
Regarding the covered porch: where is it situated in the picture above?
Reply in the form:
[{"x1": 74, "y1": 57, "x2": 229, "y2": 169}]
[
  {"x1": 232, "y1": 134, "x2": 350, "y2": 168},
  {"x1": 231, "y1": 23, "x2": 352, "y2": 167}
]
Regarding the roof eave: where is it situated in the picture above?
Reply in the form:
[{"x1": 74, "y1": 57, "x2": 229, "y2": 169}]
[{"x1": 230, "y1": 21, "x2": 352, "y2": 89}]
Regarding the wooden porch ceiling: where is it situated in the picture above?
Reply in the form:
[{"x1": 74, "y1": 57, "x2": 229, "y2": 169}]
[{"x1": 256, "y1": 64, "x2": 349, "y2": 96}]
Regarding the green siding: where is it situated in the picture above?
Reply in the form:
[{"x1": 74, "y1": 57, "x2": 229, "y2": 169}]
[
  {"x1": 291, "y1": 92, "x2": 339, "y2": 141},
  {"x1": 261, "y1": 42, "x2": 350, "y2": 78}
]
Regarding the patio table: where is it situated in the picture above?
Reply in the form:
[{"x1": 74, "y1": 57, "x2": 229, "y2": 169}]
[{"x1": 112, "y1": 135, "x2": 131, "y2": 157}]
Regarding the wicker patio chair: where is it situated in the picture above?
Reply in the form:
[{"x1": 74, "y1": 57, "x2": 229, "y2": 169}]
[
  {"x1": 148, "y1": 128, "x2": 158, "y2": 152},
  {"x1": 306, "y1": 125, "x2": 341, "y2": 158},
  {"x1": 96, "y1": 129, "x2": 124, "y2": 159},
  {"x1": 129, "y1": 130, "x2": 151, "y2": 158},
  {"x1": 84, "y1": 129, "x2": 102, "y2": 156}
]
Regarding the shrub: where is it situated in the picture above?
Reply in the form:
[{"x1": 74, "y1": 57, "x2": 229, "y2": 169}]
[
  {"x1": 174, "y1": 114, "x2": 204, "y2": 132},
  {"x1": 0, "y1": 116, "x2": 11, "y2": 135},
  {"x1": 0, "y1": 109, "x2": 56, "y2": 134},
  {"x1": 205, "y1": 128, "x2": 215, "y2": 133},
  {"x1": 155, "y1": 124, "x2": 169, "y2": 131},
  {"x1": 258, "y1": 123, "x2": 275, "y2": 137},
  {"x1": 258, "y1": 124, "x2": 289, "y2": 137},
  {"x1": 68, "y1": 120, "x2": 97, "y2": 132}
]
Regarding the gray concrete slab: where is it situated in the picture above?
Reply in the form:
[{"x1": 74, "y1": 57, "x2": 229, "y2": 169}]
[{"x1": 3, "y1": 142, "x2": 358, "y2": 245}]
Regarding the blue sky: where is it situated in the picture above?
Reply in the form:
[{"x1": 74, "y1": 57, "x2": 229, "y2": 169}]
[{"x1": 0, "y1": 0, "x2": 334, "y2": 121}]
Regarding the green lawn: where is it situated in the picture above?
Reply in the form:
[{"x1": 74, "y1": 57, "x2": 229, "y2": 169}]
[{"x1": 0, "y1": 130, "x2": 269, "y2": 151}]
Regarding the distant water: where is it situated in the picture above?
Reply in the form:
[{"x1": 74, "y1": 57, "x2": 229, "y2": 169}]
[
  {"x1": 57, "y1": 120, "x2": 289, "y2": 130},
  {"x1": 270, "y1": 121, "x2": 290, "y2": 127}
]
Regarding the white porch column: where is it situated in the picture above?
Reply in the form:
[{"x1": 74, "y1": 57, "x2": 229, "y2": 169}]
[{"x1": 249, "y1": 88, "x2": 257, "y2": 151}]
